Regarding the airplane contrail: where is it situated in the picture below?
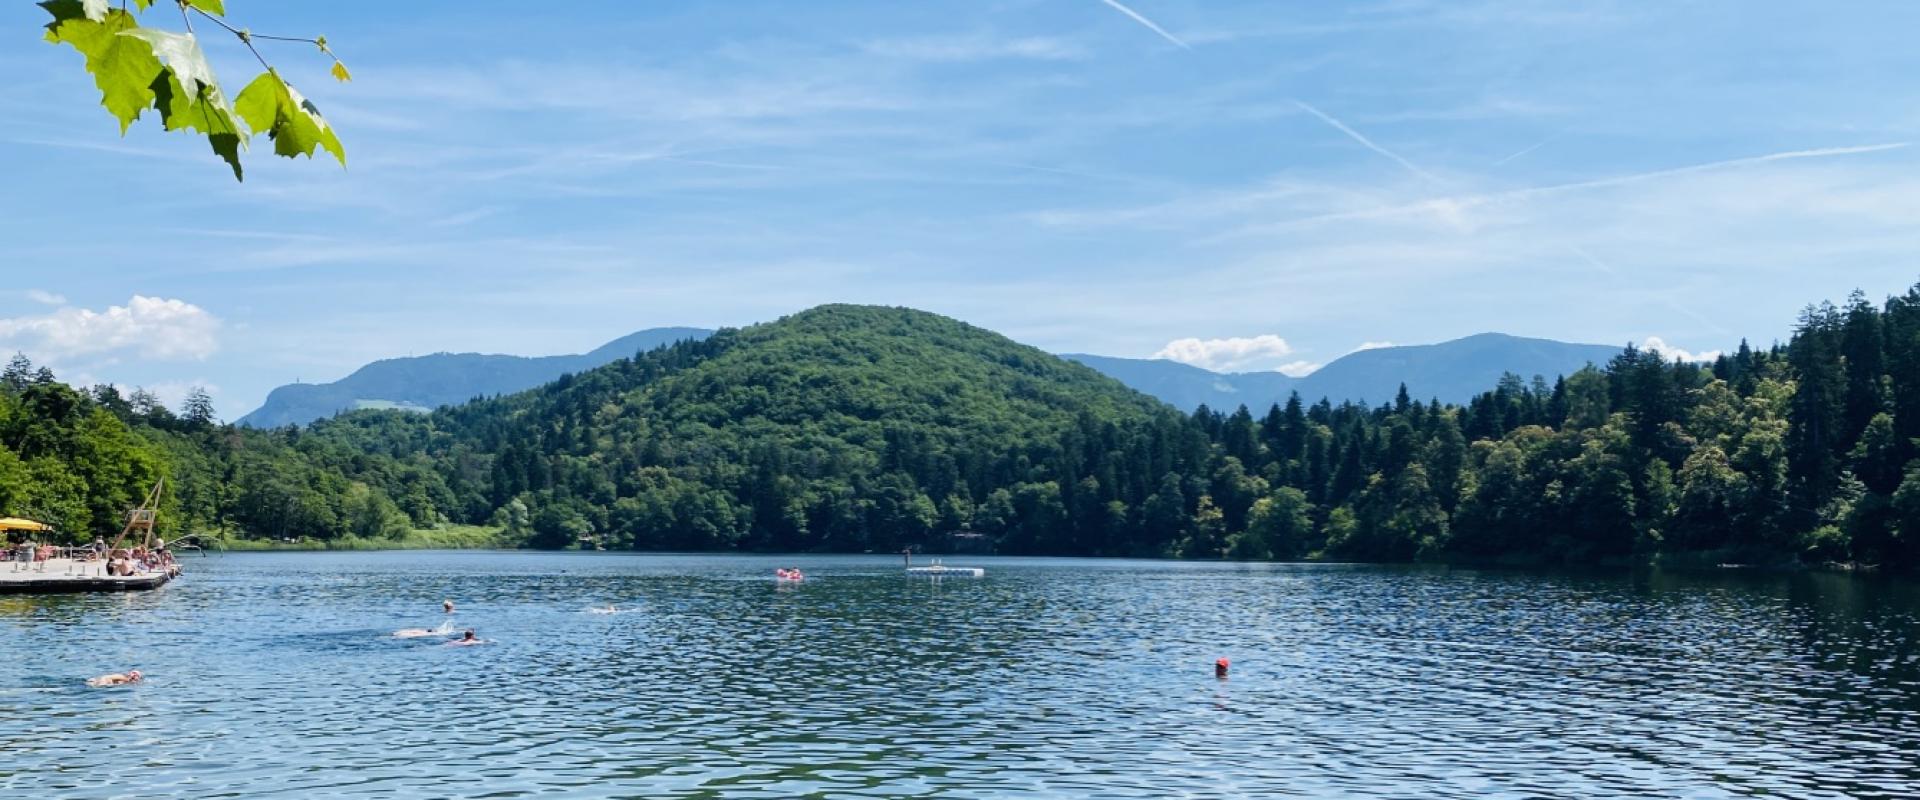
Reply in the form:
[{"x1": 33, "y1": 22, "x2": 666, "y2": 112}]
[
  {"x1": 1569, "y1": 247, "x2": 1734, "y2": 336},
  {"x1": 1208, "y1": 140, "x2": 1910, "y2": 241},
  {"x1": 1097, "y1": 0, "x2": 1190, "y2": 49},
  {"x1": 1294, "y1": 100, "x2": 1441, "y2": 183},
  {"x1": 1533, "y1": 142, "x2": 1910, "y2": 195},
  {"x1": 1492, "y1": 130, "x2": 1564, "y2": 167}
]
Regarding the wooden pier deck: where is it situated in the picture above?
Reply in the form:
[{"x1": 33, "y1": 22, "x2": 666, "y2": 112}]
[{"x1": 0, "y1": 558, "x2": 174, "y2": 594}]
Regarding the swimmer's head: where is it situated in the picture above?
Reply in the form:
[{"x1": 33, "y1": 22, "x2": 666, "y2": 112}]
[
  {"x1": 127, "y1": 669, "x2": 142, "y2": 681},
  {"x1": 463, "y1": 629, "x2": 476, "y2": 641}
]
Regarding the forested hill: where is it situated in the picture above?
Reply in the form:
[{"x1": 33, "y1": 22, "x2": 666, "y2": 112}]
[
  {"x1": 8, "y1": 291, "x2": 1920, "y2": 572},
  {"x1": 318, "y1": 304, "x2": 1184, "y2": 551},
  {"x1": 236, "y1": 326, "x2": 713, "y2": 428}
]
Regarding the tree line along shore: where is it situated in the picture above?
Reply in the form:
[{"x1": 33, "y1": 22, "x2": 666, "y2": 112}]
[{"x1": 4, "y1": 287, "x2": 1919, "y2": 572}]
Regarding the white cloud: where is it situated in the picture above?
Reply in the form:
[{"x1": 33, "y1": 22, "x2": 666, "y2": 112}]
[
  {"x1": 24, "y1": 289, "x2": 66, "y2": 306},
  {"x1": 1641, "y1": 336, "x2": 1722, "y2": 363},
  {"x1": 863, "y1": 35, "x2": 1087, "y2": 62},
  {"x1": 1352, "y1": 341, "x2": 1394, "y2": 352},
  {"x1": 1277, "y1": 360, "x2": 1323, "y2": 377},
  {"x1": 0, "y1": 295, "x2": 221, "y2": 362},
  {"x1": 1153, "y1": 334, "x2": 1295, "y2": 371}
]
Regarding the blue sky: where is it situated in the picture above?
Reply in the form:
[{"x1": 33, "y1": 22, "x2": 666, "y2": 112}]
[{"x1": 5, "y1": 1, "x2": 1920, "y2": 419}]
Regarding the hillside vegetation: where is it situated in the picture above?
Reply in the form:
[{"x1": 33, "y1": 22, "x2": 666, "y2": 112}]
[
  {"x1": 7, "y1": 292, "x2": 1920, "y2": 572},
  {"x1": 321, "y1": 305, "x2": 1182, "y2": 552},
  {"x1": 0, "y1": 361, "x2": 439, "y2": 544}
]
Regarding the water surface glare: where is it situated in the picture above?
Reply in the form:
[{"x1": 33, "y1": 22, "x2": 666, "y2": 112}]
[{"x1": 4, "y1": 551, "x2": 1920, "y2": 798}]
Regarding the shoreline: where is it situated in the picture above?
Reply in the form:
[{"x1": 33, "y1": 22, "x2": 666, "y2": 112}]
[
  {"x1": 205, "y1": 525, "x2": 512, "y2": 552},
  {"x1": 187, "y1": 541, "x2": 1899, "y2": 578}
]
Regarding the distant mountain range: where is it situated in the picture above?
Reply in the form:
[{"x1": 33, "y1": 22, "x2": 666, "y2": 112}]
[
  {"x1": 236, "y1": 327, "x2": 713, "y2": 428},
  {"x1": 239, "y1": 327, "x2": 1624, "y2": 427},
  {"x1": 1065, "y1": 333, "x2": 1625, "y2": 411}
]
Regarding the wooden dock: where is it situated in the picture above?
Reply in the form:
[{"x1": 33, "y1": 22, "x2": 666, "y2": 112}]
[{"x1": 0, "y1": 558, "x2": 174, "y2": 594}]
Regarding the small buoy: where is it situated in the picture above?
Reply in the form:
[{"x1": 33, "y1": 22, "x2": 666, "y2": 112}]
[{"x1": 1215, "y1": 657, "x2": 1230, "y2": 678}]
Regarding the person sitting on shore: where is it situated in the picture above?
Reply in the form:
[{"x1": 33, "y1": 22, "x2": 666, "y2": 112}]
[{"x1": 86, "y1": 669, "x2": 142, "y2": 687}]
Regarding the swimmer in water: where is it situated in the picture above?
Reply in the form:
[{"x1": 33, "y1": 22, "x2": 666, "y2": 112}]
[
  {"x1": 445, "y1": 629, "x2": 483, "y2": 646},
  {"x1": 86, "y1": 669, "x2": 142, "y2": 687},
  {"x1": 443, "y1": 599, "x2": 455, "y2": 614},
  {"x1": 393, "y1": 620, "x2": 455, "y2": 638}
]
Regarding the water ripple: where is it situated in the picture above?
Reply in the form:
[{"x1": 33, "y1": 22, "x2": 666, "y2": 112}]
[{"x1": 1, "y1": 553, "x2": 1918, "y2": 798}]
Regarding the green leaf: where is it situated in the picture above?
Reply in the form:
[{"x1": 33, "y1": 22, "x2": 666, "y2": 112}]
[
  {"x1": 41, "y1": 1, "x2": 165, "y2": 133},
  {"x1": 80, "y1": 0, "x2": 107, "y2": 21},
  {"x1": 112, "y1": 28, "x2": 242, "y2": 179},
  {"x1": 330, "y1": 61, "x2": 352, "y2": 83},
  {"x1": 116, "y1": 29, "x2": 218, "y2": 101},
  {"x1": 151, "y1": 69, "x2": 244, "y2": 180},
  {"x1": 185, "y1": 0, "x2": 224, "y2": 14},
  {"x1": 235, "y1": 71, "x2": 345, "y2": 167}
]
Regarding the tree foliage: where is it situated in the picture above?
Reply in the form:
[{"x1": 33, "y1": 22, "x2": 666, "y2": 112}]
[
  {"x1": 10, "y1": 286, "x2": 1920, "y2": 572},
  {"x1": 40, "y1": 0, "x2": 349, "y2": 180}
]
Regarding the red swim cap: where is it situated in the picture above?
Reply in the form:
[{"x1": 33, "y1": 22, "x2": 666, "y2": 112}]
[{"x1": 1216, "y1": 658, "x2": 1230, "y2": 667}]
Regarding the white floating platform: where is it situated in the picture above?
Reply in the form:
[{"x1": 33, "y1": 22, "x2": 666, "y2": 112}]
[
  {"x1": 0, "y1": 559, "x2": 174, "y2": 594},
  {"x1": 906, "y1": 565, "x2": 984, "y2": 577}
]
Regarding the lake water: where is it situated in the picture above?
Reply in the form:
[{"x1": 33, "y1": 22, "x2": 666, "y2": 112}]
[{"x1": 3, "y1": 552, "x2": 1919, "y2": 798}]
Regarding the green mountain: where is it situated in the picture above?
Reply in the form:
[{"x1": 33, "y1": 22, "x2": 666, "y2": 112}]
[
  {"x1": 236, "y1": 327, "x2": 712, "y2": 428},
  {"x1": 327, "y1": 304, "x2": 1183, "y2": 552},
  {"x1": 1066, "y1": 333, "x2": 1624, "y2": 411},
  {"x1": 245, "y1": 317, "x2": 1616, "y2": 433}
]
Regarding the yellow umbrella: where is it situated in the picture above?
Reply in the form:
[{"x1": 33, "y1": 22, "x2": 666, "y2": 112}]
[{"x1": 0, "y1": 518, "x2": 54, "y2": 532}]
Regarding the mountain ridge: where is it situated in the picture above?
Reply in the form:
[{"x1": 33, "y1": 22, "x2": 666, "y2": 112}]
[
  {"x1": 236, "y1": 326, "x2": 713, "y2": 428},
  {"x1": 1066, "y1": 332, "x2": 1626, "y2": 410},
  {"x1": 241, "y1": 323, "x2": 1630, "y2": 427}
]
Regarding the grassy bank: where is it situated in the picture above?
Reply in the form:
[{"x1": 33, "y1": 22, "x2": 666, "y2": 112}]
[{"x1": 207, "y1": 525, "x2": 518, "y2": 552}]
